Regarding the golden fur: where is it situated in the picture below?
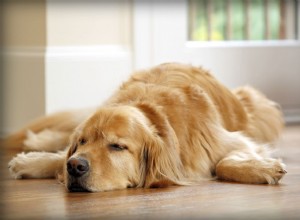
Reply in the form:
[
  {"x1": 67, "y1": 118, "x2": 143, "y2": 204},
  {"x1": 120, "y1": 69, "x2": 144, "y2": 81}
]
[{"x1": 7, "y1": 63, "x2": 286, "y2": 192}]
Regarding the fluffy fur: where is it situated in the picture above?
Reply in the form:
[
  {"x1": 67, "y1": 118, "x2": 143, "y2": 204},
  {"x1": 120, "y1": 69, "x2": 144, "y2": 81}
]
[{"x1": 7, "y1": 63, "x2": 286, "y2": 192}]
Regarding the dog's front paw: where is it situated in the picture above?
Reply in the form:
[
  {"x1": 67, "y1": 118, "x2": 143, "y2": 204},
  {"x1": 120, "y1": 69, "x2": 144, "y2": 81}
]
[
  {"x1": 8, "y1": 151, "x2": 64, "y2": 179},
  {"x1": 8, "y1": 152, "x2": 54, "y2": 179},
  {"x1": 262, "y1": 159, "x2": 287, "y2": 184},
  {"x1": 8, "y1": 152, "x2": 32, "y2": 179}
]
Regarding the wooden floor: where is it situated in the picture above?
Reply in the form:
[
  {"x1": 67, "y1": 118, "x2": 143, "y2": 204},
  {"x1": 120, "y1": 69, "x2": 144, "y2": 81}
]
[{"x1": 1, "y1": 125, "x2": 300, "y2": 220}]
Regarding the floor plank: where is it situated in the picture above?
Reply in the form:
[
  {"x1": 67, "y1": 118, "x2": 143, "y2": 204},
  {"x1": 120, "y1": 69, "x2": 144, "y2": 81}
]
[{"x1": 1, "y1": 125, "x2": 300, "y2": 219}]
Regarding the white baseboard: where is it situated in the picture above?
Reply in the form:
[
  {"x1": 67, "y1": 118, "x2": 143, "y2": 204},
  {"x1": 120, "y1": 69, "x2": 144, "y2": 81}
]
[{"x1": 45, "y1": 45, "x2": 133, "y2": 114}]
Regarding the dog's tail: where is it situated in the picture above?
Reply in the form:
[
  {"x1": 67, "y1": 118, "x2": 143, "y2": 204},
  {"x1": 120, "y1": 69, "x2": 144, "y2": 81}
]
[
  {"x1": 233, "y1": 86, "x2": 284, "y2": 145},
  {"x1": 2, "y1": 108, "x2": 95, "y2": 151}
]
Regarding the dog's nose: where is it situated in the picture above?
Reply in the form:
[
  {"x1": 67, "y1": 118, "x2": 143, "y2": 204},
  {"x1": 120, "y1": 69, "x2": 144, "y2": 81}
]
[{"x1": 67, "y1": 157, "x2": 89, "y2": 177}]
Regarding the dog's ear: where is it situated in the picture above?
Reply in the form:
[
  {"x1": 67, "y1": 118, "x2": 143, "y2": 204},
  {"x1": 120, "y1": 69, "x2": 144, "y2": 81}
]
[
  {"x1": 67, "y1": 141, "x2": 78, "y2": 158},
  {"x1": 66, "y1": 125, "x2": 84, "y2": 158},
  {"x1": 136, "y1": 103, "x2": 185, "y2": 188}
]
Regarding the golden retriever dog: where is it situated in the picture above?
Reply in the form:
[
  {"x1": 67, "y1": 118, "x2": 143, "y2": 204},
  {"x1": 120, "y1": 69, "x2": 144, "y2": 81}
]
[{"x1": 7, "y1": 63, "x2": 286, "y2": 192}]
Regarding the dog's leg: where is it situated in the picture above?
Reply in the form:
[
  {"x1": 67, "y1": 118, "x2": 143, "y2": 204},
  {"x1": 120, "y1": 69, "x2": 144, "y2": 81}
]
[
  {"x1": 8, "y1": 150, "x2": 66, "y2": 179},
  {"x1": 23, "y1": 129, "x2": 70, "y2": 152},
  {"x1": 215, "y1": 150, "x2": 287, "y2": 184}
]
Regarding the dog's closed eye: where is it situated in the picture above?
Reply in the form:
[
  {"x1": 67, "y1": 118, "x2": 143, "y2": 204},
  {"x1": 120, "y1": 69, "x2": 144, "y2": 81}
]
[
  {"x1": 79, "y1": 138, "x2": 87, "y2": 145},
  {"x1": 109, "y1": 144, "x2": 127, "y2": 151}
]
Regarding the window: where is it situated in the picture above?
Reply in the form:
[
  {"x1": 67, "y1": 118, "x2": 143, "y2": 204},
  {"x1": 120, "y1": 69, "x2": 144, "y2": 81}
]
[{"x1": 189, "y1": 0, "x2": 298, "y2": 41}]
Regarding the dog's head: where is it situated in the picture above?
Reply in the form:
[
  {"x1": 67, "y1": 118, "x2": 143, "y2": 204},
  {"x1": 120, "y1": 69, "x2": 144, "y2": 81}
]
[{"x1": 64, "y1": 104, "x2": 185, "y2": 192}]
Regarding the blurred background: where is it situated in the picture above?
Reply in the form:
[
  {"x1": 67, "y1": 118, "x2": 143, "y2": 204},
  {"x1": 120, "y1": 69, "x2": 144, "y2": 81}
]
[{"x1": 1, "y1": 0, "x2": 300, "y2": 137}]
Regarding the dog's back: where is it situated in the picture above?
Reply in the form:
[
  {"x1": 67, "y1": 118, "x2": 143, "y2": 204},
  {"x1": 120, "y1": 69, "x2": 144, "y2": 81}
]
[{"x1": 115, "y1": 63, "x2": 283, "y2": 144}]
